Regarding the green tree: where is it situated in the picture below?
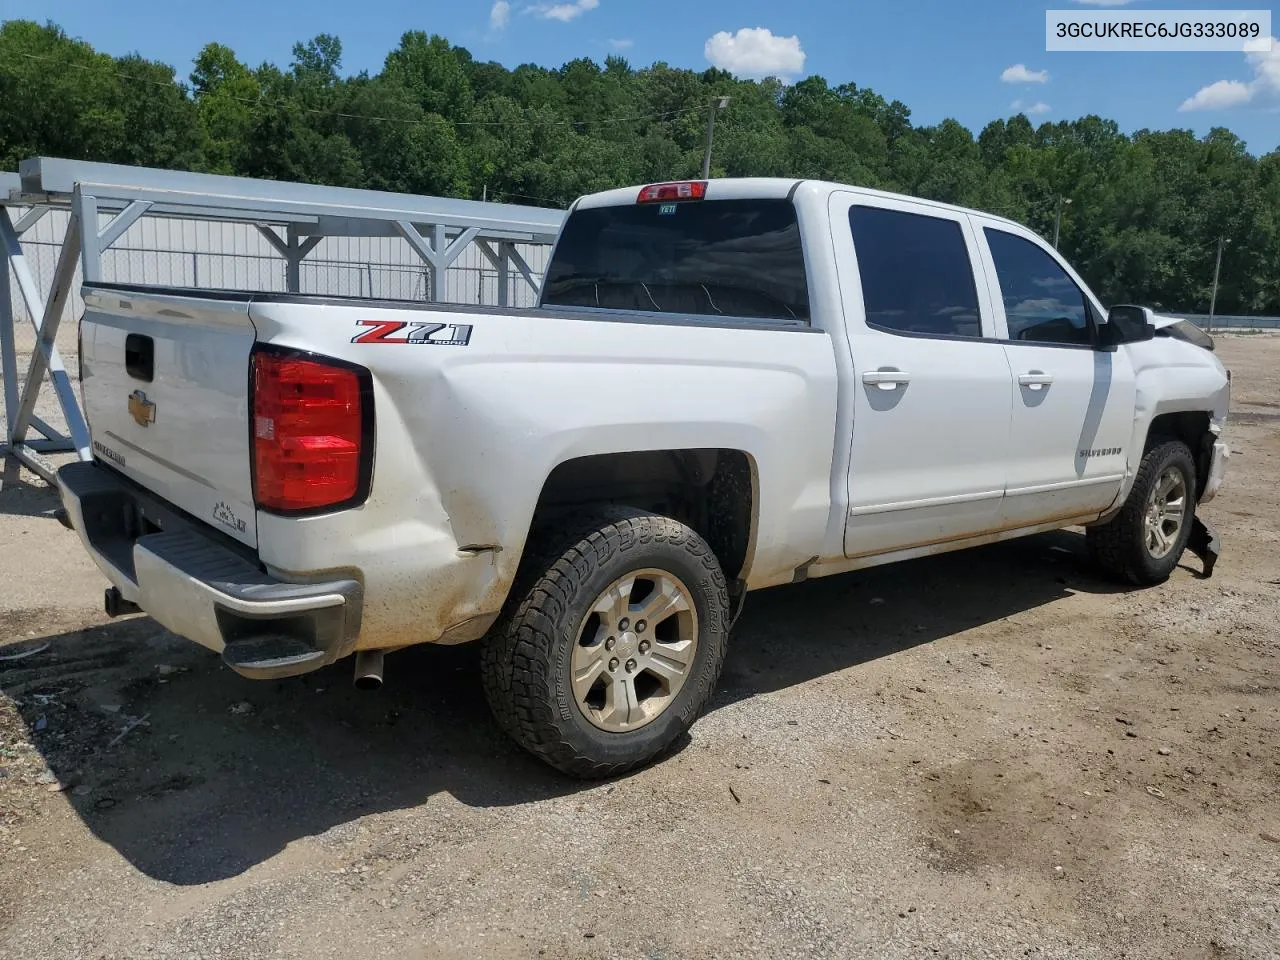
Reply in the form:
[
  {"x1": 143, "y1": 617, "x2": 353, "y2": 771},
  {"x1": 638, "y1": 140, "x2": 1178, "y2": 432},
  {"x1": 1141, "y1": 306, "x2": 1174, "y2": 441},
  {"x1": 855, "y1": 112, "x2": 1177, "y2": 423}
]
[{"x1": 0, "y1": 18, "x2": 1276, "y2": 314}]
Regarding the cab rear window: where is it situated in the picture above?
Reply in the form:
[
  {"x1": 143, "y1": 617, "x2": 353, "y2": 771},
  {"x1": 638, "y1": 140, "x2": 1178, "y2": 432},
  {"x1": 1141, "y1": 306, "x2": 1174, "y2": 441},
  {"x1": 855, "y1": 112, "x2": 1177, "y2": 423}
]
[{"x1": 541, "y1": 199, "x2": 810, "y2": 323}]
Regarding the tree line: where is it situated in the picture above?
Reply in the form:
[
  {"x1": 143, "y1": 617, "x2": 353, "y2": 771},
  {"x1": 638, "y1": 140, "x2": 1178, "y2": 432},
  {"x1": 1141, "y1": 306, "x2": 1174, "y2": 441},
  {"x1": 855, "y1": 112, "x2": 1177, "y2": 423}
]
[{"x1": 1, "y1": 19, "x2": 1277, "y2": 314}]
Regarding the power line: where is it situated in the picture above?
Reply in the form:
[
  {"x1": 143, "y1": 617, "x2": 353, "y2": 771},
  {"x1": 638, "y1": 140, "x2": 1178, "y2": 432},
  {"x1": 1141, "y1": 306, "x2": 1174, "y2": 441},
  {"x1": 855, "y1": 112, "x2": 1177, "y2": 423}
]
[
  {"x1": 494, "y1": 191, "x2": 570, "y2": 207},
  {"x1": 16, "y1": 52, "x2": 706, "y2": 129}
]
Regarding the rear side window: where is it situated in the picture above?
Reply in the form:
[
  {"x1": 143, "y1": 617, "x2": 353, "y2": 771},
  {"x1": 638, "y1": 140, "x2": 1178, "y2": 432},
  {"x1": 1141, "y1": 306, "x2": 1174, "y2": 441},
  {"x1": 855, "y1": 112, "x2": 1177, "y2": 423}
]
[
  {"x1": 984, "y1": 228, "x2": 1092, "y2": 346},
  {"x1": 541, "y1": 199, "x2": 809, "y2": 323},
  {"x1": 848, "y1": 206, "x2": 983, "y2": 339}
]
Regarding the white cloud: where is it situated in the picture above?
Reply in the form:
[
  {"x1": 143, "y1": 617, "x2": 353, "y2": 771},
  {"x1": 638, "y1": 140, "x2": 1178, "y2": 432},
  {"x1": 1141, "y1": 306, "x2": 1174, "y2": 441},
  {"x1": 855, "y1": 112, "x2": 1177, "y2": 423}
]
[
  {"x1": 1001, "y1": 63, "x2": 1049, "y2": 84},
  {"x1": 1179, "y1": 36, "x2": 1280, "y2": 111},
  {"x1": 704, "y1": 27, "x2": 806, "y2": 79},
  {"x1": 490, "y1": 0, "x2": 510, "y2": 30},
  {"x1": 1011, "y1": 99, "x2": 1052, "y2": 115},
  {"x1": 608, "y1": 38, "x2": 634, "y2": 50},
  {"x1": 533, "y1": 0, "x2": 599, "y2": 22},
  {"x1": 1179, "y1": 79, "x2": 1253, "y2": 111}
]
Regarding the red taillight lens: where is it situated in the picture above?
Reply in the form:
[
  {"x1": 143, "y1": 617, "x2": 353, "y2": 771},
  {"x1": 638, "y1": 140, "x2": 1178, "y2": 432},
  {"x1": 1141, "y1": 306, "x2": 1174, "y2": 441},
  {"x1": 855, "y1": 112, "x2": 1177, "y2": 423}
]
[
  {"x1": 637, "y1": 181, "x2": 707, "y2": 203},
  {"x1": 251, "y1": 350, "x2": 369, "y2": 514}
]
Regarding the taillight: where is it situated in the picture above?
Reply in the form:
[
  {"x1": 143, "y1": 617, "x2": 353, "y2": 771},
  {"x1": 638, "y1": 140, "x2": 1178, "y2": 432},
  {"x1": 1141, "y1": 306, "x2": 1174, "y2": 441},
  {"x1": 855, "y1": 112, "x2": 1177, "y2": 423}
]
[
  {"x1": 637, "y1": 181, "x2": 707, "y2": 203},
  {"x1": 251, "y1": 348, "x2": 372, "y2": 514}
]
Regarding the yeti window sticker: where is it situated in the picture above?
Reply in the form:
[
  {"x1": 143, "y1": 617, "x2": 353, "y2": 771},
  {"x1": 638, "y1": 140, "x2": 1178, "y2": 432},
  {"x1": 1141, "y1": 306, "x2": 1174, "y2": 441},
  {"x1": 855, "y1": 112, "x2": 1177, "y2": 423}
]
[{"x1": 352, "y1": 320, "x2": 473, "y2": 346}]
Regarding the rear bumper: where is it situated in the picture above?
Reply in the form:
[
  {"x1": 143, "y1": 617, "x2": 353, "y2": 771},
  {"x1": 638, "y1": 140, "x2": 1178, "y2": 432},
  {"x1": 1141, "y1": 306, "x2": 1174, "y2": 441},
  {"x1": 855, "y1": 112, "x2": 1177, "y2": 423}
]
[{"x1": 57, "y1": 461, "x2": 362, "y2": 678}]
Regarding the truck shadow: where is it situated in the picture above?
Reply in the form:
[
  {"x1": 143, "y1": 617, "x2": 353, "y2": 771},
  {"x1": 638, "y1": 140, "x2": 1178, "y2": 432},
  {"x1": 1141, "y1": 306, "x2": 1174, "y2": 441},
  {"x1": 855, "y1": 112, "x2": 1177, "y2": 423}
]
[
  {"x1": 4, "y1": 528, "x2": 1124, "y2": 886},
  {"x1": 0, "y1": 457, "x2": 65, "y2": 519}
]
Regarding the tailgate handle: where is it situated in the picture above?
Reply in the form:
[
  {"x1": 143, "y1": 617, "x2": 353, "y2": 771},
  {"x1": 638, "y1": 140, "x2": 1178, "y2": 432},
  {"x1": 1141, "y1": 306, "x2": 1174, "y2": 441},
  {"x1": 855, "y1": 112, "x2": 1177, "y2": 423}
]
[{"x1": 125, "y1": 334, "x2": 154, "y2": 382}]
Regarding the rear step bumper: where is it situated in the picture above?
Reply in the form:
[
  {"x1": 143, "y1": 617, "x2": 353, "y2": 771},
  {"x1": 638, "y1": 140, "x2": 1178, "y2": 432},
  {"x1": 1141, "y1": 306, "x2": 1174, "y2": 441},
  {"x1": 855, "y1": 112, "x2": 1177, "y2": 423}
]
[{"x1": 57, "y1": 461, "x2": 362, "y2": 680}]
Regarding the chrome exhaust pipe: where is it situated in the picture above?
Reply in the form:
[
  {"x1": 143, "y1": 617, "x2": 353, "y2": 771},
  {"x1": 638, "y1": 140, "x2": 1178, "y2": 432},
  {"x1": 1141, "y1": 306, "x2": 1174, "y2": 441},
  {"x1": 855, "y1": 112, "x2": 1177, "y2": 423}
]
[{"x1": 353, "y1": 650, "x2": 384, "y2": 691}]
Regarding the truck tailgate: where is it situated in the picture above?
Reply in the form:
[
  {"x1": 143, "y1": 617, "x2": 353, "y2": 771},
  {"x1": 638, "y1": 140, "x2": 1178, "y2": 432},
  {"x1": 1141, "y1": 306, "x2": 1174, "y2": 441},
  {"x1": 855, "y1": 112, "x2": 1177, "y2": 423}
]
[{"x1": 80, "y1": 288, "x2": 259, "y2": 548}]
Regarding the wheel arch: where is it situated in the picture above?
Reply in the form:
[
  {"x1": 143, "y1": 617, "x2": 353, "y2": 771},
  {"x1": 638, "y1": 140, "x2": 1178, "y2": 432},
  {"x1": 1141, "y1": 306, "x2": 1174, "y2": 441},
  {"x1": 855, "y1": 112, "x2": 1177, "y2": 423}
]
[
  {"x1": 1143, "y1": 410, "x2": 1215, "y2": 502},
  {"x1": 527, "y1": 448, "x2": 759, "y2": 586}
]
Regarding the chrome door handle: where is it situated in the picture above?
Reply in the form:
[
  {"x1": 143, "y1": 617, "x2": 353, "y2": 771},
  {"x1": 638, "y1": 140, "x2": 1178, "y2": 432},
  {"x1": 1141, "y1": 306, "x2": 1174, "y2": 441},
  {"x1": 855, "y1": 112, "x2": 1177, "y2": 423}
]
[
  {"x1": 862, "y1": 369, "x2": 911, "y2": 391},
  {"x1": 1018, "y1": 371, "x2": 1054, "y2": 391}
]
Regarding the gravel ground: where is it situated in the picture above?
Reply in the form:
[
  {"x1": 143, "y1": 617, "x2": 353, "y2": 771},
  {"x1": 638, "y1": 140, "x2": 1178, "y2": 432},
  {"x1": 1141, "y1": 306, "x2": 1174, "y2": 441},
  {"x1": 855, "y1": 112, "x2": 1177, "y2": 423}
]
[{"x1": 1, "y1": 334, "x2": 1277, "y2": 960}]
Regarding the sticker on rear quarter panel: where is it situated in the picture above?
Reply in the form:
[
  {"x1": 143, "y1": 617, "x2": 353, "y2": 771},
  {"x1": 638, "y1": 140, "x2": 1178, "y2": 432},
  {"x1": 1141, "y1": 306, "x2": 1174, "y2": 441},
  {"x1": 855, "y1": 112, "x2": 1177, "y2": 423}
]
[{"x1": 352, "y1": 320, "x2": 473, "y2": 346}]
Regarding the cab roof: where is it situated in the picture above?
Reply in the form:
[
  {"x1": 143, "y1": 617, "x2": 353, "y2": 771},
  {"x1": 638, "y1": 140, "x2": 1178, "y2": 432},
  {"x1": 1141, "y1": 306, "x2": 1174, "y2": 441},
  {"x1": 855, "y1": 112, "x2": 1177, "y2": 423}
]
[{"x1": 573, "y1": 177, "x2": 1026, "y2": 232}]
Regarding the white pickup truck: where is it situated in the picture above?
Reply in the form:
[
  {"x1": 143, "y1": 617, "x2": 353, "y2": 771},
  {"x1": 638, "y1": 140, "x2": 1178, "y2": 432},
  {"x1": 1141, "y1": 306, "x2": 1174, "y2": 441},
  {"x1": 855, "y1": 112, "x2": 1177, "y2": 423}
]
[{"x1": 58, "y1": 178, "x2": 1230, "y2": 777}]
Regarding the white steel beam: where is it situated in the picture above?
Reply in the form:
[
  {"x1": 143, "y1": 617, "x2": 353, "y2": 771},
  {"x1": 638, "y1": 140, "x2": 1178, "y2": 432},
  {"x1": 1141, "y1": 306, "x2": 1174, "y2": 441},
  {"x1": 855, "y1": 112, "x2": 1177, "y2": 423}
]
[
  {"x1": 503, "y1": 242, "x2": 541, "y2": 298},
  {"x1": 12, "y1": 206, "x2": 49, "y2": 235},
  {"x1": 474, "y1": 240, "x2": 506, "y2": 307},
  {"x1": 0, "y1": 208, "x2": 90, "y2": 467},
  {"x1": 16, "y1": 158, "x2": 565, "y2": 241},
  {"x1": 97, "y1": 200, "x2": 152, "y2": 251},
  {"x1": 72, "y1": 190, "x2": 100, "y2": 283},
  {"x1": 0, "y1": 222, "x2": 18, "y2": 439},
  {"x1": 255, "y1": 224, "x2": 290, "y2": 257},
  {"x1": 394, "y1": 222, "x2": 481, "y2": 302},
  {"x1": 284, "y1": 226, "x2": 323, "y2": 293}
]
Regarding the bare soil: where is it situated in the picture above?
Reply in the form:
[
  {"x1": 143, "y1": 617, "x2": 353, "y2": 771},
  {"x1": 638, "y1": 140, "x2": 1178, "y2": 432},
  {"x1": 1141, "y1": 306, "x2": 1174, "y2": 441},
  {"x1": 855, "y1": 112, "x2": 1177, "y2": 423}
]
[{"x1": 1, "y1": 335, "x2": 1277, "y2": 960}]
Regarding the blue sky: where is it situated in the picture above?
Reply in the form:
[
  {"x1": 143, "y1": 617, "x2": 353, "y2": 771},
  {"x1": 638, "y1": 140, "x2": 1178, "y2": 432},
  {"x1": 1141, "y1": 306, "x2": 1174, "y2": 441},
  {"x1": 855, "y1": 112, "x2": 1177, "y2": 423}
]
[{"x1": 13, "y1": 0, "x2": 1280, "y2": 153}]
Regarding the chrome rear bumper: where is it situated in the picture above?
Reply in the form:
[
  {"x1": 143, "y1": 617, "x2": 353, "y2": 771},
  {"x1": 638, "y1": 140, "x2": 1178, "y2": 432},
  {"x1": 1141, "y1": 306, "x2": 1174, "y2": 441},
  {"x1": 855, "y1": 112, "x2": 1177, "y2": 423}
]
[{"x1": 57, "y1": 461, "x2": 362, "y2": 679}]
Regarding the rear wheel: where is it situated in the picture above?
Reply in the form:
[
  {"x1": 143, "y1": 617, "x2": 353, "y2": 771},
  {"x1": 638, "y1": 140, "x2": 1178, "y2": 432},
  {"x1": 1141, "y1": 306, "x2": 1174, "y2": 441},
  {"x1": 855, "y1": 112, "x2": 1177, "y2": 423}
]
[
  {"x1": 1087, "y1": 439, "x2": 1197, "y2": 586},
  {"x1": 480, "y1": 507, "x2": 730, "y2": 778}
]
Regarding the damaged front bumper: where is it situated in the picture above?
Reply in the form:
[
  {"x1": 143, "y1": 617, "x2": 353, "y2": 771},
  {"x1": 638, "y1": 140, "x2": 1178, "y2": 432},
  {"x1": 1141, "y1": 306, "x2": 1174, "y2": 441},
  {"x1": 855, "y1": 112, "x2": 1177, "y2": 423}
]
[{"x1": 1200, "y1": 438, "x2": 1229, "y2": 504}]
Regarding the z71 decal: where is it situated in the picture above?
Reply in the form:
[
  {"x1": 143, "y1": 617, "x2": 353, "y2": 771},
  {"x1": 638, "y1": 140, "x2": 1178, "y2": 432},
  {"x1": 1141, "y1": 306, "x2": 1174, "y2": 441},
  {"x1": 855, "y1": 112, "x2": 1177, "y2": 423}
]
[{"x1": 352, "y1": 320, "x2": 473, "y2": 346}]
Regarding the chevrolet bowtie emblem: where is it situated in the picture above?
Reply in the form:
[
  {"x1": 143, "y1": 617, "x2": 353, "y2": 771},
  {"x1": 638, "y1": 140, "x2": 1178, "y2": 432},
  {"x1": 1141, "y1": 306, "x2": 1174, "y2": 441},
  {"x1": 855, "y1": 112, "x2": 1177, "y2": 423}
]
[{"x1": 128, "y1": 390, "x2": 156, "y2": 428}]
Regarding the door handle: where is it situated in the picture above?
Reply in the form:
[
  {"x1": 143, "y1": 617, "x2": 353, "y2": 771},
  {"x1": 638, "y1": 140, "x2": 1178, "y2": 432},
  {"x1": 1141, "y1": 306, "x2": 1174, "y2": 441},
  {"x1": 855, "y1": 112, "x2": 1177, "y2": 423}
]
[
  {"x1": 1018, "y1": 371, "x2": 1054, "y2": 391},
  {"x1": 862, "y1": 369, "x2": 911, "y2": 391}
]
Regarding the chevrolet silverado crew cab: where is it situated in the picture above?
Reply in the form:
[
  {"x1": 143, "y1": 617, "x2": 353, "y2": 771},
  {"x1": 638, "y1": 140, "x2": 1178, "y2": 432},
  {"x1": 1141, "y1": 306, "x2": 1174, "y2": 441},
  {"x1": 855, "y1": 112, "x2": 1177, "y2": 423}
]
[{"x1": 58, "y1": 178, "x2": 1230, "y2": 777}]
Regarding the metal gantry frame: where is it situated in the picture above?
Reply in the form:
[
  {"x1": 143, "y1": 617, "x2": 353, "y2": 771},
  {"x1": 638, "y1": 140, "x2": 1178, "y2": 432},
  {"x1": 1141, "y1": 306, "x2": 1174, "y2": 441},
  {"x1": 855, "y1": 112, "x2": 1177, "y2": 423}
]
[{"x1": 1, "y1": 158, "x2": 565, "y2": 483}]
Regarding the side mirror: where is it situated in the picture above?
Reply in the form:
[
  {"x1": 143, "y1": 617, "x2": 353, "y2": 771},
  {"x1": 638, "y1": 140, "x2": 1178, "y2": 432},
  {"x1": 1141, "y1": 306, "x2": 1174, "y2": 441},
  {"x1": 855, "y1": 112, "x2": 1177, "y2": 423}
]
[{"x1": 1100, "y1": 304, "x2": 1156, "y2": 346}]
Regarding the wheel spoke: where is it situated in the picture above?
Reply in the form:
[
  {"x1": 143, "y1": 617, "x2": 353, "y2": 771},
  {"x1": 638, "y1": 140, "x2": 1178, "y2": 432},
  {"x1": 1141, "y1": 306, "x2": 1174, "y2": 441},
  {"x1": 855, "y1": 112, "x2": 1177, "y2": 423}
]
[
  {"x1": 634, "y1": 576, "x2": 691, "y2": 625},
  {"x1": 601, "y1": 674, "x2": 639, "y2": 727},
  {"x1": 592, "y1": 576, "x2": 635, "y2": 624},
  {"x1": 650, "y1": 637, "x2": 695, "y2": 668},
  {"x1": 642, "y1": 646, "x2": 693, "y2": 690},
  {"x1": 571, "y1": 644, "x2": 609, "y2": 701}
]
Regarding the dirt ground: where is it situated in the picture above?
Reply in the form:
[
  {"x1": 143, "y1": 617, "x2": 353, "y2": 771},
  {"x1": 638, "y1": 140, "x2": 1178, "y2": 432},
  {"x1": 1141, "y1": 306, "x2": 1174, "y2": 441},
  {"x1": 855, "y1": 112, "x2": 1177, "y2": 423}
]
[{"x1": 0, "y1": 334, "x2": 1277, "y2": 960}]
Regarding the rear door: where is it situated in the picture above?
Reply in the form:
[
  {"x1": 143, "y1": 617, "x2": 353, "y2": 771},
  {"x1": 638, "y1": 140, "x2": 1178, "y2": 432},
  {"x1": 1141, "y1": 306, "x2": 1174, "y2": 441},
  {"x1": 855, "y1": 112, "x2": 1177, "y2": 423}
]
[
  {"x1": 831, "y1": 193, "x2": 1013, "y2": 558},
  {"x1": 970, "y1": 219, "x2": 1136, "y2": 527},
  {"x1": 79, "y1": 287, "x2": 259, "y2": 547}
]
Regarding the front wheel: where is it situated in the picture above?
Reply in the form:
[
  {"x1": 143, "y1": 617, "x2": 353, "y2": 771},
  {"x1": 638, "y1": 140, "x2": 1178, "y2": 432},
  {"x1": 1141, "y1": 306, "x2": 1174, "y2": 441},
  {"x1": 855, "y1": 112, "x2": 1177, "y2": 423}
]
[
  {"x1": 1087, "y1": 439, "x2": 1197, "y2": 586},
  {"x1": 480, "y1": 507, "x2": 730, "y2": 778}
]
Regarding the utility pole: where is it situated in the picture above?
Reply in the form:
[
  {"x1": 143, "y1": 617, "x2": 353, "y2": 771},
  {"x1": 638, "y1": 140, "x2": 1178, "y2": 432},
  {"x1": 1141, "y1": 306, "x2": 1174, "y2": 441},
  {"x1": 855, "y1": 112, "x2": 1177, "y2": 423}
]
[
  {"x1": 1209, "y1": 235, "x2": 1230, "y2": 333},
  {"x1": 701, "y1": 97, "x2": 731, "y2": 180},
  {"x1": 1052, "y1": 196, "x2": 1072, "y2": 248}
]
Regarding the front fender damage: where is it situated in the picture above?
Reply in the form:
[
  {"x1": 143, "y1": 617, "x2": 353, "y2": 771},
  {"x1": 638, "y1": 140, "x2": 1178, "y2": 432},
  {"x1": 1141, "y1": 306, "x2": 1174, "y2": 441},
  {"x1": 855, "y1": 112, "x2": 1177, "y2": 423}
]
[{"x1": 1187, "y1": 515, "x2": 1220, "y2": 579}]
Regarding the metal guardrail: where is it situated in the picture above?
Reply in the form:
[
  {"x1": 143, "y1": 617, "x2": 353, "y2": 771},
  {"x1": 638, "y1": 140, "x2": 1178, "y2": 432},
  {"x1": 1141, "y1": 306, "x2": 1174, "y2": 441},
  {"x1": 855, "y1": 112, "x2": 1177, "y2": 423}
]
[{"x1": 1171, "y1": 313, "x2": 1280, "y2": 331}]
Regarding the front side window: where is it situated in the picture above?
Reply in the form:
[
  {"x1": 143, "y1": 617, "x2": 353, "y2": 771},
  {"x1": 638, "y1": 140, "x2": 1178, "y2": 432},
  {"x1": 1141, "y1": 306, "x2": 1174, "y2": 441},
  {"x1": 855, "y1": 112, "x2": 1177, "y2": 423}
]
[
  {"x1": 848, "y1": 205, "x2": 983, "y2": 339},
  {"x1": 985, "y1": 228, "x2": 1092, "y2": 347},
  {"x1": 541, "y1": 199, "x2": 809, "y2": 323}
]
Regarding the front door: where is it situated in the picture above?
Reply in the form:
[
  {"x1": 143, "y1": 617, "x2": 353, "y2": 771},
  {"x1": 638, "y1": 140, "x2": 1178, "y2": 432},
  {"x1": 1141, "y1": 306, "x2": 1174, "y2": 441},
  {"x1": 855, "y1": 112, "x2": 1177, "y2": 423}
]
[
  {"x1": 831, "y1": 193, "x2": 1014, "y2": 559},
  {"x1": 971, "y1": 219, "x2": 1136, "y2": 527}
]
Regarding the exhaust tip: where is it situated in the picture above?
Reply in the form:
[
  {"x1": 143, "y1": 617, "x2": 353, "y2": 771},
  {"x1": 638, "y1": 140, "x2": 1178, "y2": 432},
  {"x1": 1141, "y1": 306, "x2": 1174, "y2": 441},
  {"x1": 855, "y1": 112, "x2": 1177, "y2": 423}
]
[
  {"x1": 353, "y1": 650, "x2": 384, "y2": 691},
  {"x1": 104, "y1": 587, "x2": 142, "y2": 618}
]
